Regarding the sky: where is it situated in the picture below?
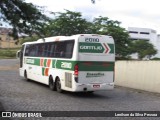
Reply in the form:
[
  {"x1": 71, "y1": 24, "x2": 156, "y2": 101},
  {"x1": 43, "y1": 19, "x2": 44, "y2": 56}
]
[{"x1": 25, "y1": 0, "x2": 160, "y2": 34}]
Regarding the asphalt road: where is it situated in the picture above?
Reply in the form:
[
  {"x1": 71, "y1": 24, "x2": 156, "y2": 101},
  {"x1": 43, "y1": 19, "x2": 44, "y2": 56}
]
[{"x1": 0, "y1": 59, "x2": 160, "y2": 120}]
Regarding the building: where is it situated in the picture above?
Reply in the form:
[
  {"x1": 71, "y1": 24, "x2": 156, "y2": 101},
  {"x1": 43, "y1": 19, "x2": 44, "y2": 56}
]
[
  {"x1": 0, "y1": 27, "x2": 21, "y2": 48},
  {"x1": 128, "y1": 27, "x2": 160, "y2": 59}
]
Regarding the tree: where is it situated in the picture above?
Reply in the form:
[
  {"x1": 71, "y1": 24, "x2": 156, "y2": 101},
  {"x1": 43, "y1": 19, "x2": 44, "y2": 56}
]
[
  {"x1": 91, "y1": 16, "x2": 131, "y2": 58},
  {"x1": 0, "y1": 0, "x2": 49, "y2": 39},
  {"x1": 43, "y1": 10, "x2": 92, "y2": 36},
  {"x1": 43, "y1": 12, "x2": 131, "y2": 59},
  {"x1": 20, "y1": 36, "x2": 40, "y2": 44},
  {"x1": 0, "y1": 0, "x2": 97, "y2": 39},
  {"x1": 130, "y1": 40, "x2": 157, "y2": 60}
]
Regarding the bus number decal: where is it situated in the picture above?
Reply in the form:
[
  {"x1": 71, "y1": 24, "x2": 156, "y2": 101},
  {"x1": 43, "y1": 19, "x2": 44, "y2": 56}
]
[
  {"x1": 61, "y1": 62, "x2": 72, "y2": 69},
  {"x1": 85, "y1": 38, "x2": 99, "y2": 42}
]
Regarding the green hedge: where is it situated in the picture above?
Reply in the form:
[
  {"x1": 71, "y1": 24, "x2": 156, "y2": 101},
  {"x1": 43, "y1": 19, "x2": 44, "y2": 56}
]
[{"x1": 0, "y1": 48, "x2": 19, "y2": 58}]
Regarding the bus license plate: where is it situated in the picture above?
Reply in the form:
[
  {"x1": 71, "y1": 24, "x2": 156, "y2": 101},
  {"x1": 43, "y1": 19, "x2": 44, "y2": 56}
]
[{"x1": 93, "y1": 85, "x2": 100, "y2": 88}]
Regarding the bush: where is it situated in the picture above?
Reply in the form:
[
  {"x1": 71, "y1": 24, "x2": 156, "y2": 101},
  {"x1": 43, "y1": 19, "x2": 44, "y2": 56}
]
[
  {"x1": 0, "y1": 49, "x2": 17, "y2": 58},
  {"x1": 151, "y1": 57, "x2": 160, "y2": 60}
]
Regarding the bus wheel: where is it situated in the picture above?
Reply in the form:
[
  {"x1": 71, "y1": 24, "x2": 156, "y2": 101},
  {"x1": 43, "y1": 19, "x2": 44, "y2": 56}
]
[
  {"x1": 24, "y1": 70, "x2": 29, "y2": 81},
  {"x1": 56, "y1": 78, "x2": 63, "y2": 93},
  {"x1": 49, "y1": 76, "x2": 56, "y2": 91}
]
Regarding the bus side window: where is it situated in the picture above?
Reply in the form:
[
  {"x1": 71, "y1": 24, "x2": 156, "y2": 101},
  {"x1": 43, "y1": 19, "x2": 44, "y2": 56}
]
[
  {"x1": 44, "y1": 43, "x2": 50, "y2": 57},
  {"x1": 41, "y1": 44, "x2": 45, "y2": 57},
  {"x1": 34, "y1": 45, "x2": 39, "y2": 57},
  {"x1": 57, "y1": 42, "x2": 66, "y2": 58},
  {"x1": 49, "y1": 43, "x2": 55, "y2": 57},
  {"x1": 25, "y1": 45, "x2": 30, "y2": 56},
  {"x1": 37, "y1": 44, "x2": 41, "y2": 57},
  {"x1": 53, "y1": 40, "x2": 74, "y2": 58},
  {"x1": 29, "y1": 45, "x2": 36, "y2": 56},
  {"x1": 60, "y1": 51, "x2": 64, "y2": 57},
  {"x1": 37, "y1": 44, "x2": 44, "y2": 57},
  {"x1": 54, "y1": 42, "x2": 60, "y2": 57},
  {"x1": 65, "y1": 41, "x2": 74, "y2": 58}
]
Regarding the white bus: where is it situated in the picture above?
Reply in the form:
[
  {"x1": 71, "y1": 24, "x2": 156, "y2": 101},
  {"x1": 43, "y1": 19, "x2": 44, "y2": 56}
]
[{"x1": 19, "y1": 34, "x2": 115, "y2": 93}]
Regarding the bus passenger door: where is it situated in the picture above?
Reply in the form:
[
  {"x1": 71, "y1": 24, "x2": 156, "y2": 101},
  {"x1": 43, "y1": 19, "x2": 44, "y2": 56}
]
[
  {"x1": 20, "y1": 45, "x2": 25, "y2": 68},
  {"x1": 19, "y1": 45, "x2": 26, "y2": 78}
]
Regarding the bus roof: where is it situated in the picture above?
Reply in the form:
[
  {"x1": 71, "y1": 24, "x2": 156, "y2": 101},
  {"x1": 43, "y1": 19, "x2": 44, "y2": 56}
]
[{"x1": 22, "y1": 34, "x2": 113, "y2": 45}]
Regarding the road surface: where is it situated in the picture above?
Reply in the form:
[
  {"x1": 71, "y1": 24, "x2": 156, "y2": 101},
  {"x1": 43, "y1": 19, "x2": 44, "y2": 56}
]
[{"x1": 0, "y1": 59, "x2": 160, "y2": 120}]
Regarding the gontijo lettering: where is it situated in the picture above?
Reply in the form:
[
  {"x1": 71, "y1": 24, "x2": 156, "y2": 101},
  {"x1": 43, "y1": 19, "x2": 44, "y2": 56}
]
[
  {"x1": 80, "y1": 46, "x2": 102, "y2": 50},
  {"x1": 79, "y1": 42, "x2": 110, "y2": 53},
  {"x1": 26, "y1": 59, "x2": 34, "y2": 64}
]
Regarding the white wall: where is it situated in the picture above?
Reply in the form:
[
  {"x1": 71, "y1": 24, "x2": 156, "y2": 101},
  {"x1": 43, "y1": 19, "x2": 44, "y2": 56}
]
[{"x1": 115, "y1": 61, "x2": 160, "y2": 93}]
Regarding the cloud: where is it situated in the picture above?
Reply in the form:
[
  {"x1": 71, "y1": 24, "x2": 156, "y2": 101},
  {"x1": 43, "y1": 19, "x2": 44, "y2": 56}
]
[{"x1": 25, "y1": 0, "x2": 160, "y2": 33}]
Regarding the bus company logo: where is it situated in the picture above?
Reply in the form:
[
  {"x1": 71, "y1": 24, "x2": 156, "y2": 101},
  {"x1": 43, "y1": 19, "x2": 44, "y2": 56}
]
[
  {"x1": 79, "y1": 42, "x2": 111, "y2": 54},
  {"x1": 79, "y1": 45, "x2": 103, "y2": 51},
  {"x1": 26, "y1": 58, "x2": 34, "y2": 64},
  {"x1": 86, "y1": 73, "x2": 104, "y2": 78},
  {"x1": 61, "y1": 62, "x2": 72, "y2": 69}
]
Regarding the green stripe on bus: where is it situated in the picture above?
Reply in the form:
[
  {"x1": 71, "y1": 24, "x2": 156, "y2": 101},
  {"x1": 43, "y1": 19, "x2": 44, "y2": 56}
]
[
  {"x1": 56, "y1": 60, "x2": 114, "y2": 71},
  {"x1": 52, "y1": 59, "x2": 56, "y2": 68},
  {"x1": 25, "y1": 58, "x2": 114, "y2": 71},
  {"x1": 44, "y1": 59, "x2": 47, "y2": 67},
  {"x1": 78, "y1": 61, "x2": 114, "y2": 71},
  {"x1": 42, "y1": 67, "x2": 45, "y2": 76}
]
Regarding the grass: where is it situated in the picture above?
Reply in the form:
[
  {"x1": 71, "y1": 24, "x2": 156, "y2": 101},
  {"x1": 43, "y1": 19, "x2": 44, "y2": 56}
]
[{"x1": 0, "y1": 48, "x2": 21, "y2": 59}]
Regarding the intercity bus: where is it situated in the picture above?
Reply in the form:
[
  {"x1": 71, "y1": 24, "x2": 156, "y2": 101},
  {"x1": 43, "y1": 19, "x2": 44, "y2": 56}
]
[{"x1": 18, "y1": 34, "x2": 115, "y2": 93}]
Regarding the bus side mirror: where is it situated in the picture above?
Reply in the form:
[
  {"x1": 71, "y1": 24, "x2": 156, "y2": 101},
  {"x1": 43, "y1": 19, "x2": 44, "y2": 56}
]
[{"x1": 16, "y1": 50, "x2": 21, "y2": 59}]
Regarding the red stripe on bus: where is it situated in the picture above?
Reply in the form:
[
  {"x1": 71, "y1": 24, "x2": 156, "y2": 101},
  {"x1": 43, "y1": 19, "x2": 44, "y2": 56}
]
[
  {"x1": 40, "y1": 59, "x2": 44, "y2": 66},
  {"x1": 44, "y1": 68, "x2": 49, "y2": 76},
  {"x1": 47, "y1": 59, "x2": 51, "y2": 67}
]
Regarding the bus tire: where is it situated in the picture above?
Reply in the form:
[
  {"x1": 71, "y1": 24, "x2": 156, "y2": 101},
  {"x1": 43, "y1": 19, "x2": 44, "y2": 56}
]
[
  {"x1": 49, "y1": 76, "x2": 56, "y2": 91},
  {"x1": 56, "y1": 78, "x2": 63, "y2": 93},
  {"x1": 24, "y1": 70, "x2": 29, "y2": 81}
]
